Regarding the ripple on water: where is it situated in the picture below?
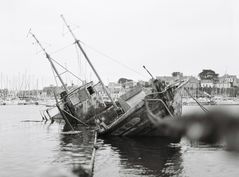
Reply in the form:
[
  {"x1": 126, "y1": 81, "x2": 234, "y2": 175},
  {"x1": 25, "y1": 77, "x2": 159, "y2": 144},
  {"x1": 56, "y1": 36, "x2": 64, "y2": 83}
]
[{"x1": 1, "y1": 105, "x2": 239, "y2": 177}]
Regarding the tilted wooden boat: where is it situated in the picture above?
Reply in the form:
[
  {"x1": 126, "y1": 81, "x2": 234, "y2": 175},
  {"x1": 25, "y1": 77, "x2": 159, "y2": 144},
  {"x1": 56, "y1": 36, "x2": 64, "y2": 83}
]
[
  {"x1": 95, "y1": 79, "x2": 188, "y2": 137},
  {"x1": 58, "y1": 16, "x2": 189, "y2": 138},
  {"x1": 57, "y1": 77, "x2": 187, "y2": 138},
  {"x1": 32, "y1": 16, "x2": 188, "y2": 140}
]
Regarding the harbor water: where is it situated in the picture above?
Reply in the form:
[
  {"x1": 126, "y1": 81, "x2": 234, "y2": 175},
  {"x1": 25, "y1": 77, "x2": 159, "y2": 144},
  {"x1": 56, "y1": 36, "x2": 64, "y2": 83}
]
[{"x1": 0, "y1": 105, "x2": 239, "y2": 177}]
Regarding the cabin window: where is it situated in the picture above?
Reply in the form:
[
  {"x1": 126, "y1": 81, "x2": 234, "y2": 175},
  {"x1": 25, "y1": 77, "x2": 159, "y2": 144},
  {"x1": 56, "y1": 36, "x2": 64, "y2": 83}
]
[
  {"x1": 69, "y1": 92, "x2": 81, "y2": 105},
  {"x1": 87, "y1": 86, "x2": 95, "y2": 95},
  {"x1": 78, "y1": 89, "x2": 89, "y2": 102}
]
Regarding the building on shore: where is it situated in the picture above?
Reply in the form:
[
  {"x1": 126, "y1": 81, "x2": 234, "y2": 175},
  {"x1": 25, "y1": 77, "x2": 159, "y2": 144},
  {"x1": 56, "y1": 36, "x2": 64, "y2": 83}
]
[
  {"x1": 198, "y1": 71, "x2": 239, "y2": 97},
  {"x1": 156, "y1": 70, "x2": 239, "y2": 97},
  {"x1": 216, "y1": 74, "x2": 238, "y2": 88}
]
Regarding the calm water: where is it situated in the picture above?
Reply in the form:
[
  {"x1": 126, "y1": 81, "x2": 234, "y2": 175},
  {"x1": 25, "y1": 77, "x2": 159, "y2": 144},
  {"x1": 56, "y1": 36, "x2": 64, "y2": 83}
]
[{"x1": 0, "y1": 105, "x2": 239, "y2": 177}]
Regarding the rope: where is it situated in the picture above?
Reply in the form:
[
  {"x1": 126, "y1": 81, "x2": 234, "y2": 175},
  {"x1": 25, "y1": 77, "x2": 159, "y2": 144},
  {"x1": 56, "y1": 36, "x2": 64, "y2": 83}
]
[
  {"x1": 50, "y1": 57, "x2": 84, "y2": 82},
  {"x1": 145, "y1": 98, "x2": 174, "y2": 118},
  {"x1": 55, "y1": 99, "x2": 75, "y2": 131},
  {"x1": 61, "y1": 108, "x2": 89, "y2": 127},
  {"x1": 75, "y1": 43, "x2": 81, "y2": 83},
  {"x1": 50, "y1": 42, "x2": 74, "y2": 55},
  {"x1": 79, "y1": 41, "x2": 148, "y2": 79},
  {"x1": 145, "y1": 97, "x2": 168, "y2": 125},
  {"x1": 50, "y1": 65, "x2": 59, "y2": 87},
  {"x1": 60, "y1": 108, "x2": 75, "y2": 131},
  {"x1": 184, "y1": 88, "x2": 209, "y2": 113}
]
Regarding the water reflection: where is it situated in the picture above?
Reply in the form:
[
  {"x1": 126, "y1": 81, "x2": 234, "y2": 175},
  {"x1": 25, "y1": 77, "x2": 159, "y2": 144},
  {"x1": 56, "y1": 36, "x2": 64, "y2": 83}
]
[
  {"x1": 56, "y1": 126, "x2": 95, "y2": 176},
  {"x1": 95, "y1": 137, "x2": 183, "y2": 177},
  {"x1": 2, "y1": 105, "x2": 239, "y2": 177}
]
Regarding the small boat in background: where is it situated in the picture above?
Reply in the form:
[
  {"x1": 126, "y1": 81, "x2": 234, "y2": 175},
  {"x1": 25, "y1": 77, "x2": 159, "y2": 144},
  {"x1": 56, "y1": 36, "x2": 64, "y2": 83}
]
[
  {"x1": 0, "y1": 100, "x2": 6, "y2": 105},
  {"x1": 212, "y1": 96, "x2": 239, "y2": 105}
]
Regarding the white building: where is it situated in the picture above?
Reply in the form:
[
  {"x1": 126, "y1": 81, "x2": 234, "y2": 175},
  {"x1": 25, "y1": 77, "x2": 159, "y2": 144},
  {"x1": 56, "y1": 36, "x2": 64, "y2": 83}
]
[
  {"x1": 215, "y1": 74, "x2": 238, "y2": 88},
  {"x1": 200, "y1": 80, "x2": 214, "y2": 88}
]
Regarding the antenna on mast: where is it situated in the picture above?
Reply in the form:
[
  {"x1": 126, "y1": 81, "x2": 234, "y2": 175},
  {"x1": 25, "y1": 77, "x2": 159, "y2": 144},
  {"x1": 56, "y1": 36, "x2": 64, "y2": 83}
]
[
  {"x1": 60, "y1": 15, "x2": 118, "y2": 109},
  {"x1": 26, "y1": 28, "x2": 32, "y2": 38},
  {"x1": 28, "y1": 29, "x2": 68, "y2": 93},
  {"x1": 143, "y1": 65, "x2": 155, "y2": 80}
]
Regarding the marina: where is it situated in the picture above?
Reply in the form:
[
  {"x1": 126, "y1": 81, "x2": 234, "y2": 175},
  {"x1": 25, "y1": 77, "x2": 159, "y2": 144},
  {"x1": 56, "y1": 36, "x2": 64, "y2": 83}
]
[
  {"x1": 1, "y1": 26, "x2": 239, "y2": 176},
  {"x1": 2, "y1": 0, "x2": 239, "y2": 176}
]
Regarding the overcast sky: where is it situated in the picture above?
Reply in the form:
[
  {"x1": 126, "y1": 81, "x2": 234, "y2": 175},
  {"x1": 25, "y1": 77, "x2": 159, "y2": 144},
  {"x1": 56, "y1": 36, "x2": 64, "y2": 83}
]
[{"x1": 1, "y1": 0, "x2": 239, "y2": 89}]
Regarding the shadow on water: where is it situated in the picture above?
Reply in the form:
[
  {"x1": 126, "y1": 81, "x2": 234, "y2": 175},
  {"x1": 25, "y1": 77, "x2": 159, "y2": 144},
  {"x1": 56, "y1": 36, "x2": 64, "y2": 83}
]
[{"x1": 95, "y1": 137, "x2": 184, "y2": 177}]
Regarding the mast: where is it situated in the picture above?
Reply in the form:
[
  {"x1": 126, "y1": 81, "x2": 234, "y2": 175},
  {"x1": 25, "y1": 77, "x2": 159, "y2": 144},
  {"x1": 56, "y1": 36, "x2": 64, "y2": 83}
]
[
  {"x1": 29, "y1": 31, "x2": 68, "y2": 93},
  {"x1": 143, "y1": 66, "x2": 155, "y2": 80},
  {"x1": 1, "y1": 72, "x2": 2, "y2": 89},
  {"x1": 60, "y1": 15, "x2": 118, "y2": 108}
]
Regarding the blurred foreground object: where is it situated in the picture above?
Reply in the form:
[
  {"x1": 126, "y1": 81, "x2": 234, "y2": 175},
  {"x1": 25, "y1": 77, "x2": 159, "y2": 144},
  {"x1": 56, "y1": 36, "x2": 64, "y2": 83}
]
[{"x1": 147, "y1": 109, "x2": 239, "y2": 151}]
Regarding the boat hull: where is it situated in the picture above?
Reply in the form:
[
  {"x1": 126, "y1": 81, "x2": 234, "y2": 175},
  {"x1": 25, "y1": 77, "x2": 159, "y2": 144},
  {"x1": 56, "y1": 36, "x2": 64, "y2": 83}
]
[
  {"x1": 98, "y1": 103, "x2": 179, "y2": 140},
  {"x1": 97, "y1": 86, "x2": 183, "y2": 140}
]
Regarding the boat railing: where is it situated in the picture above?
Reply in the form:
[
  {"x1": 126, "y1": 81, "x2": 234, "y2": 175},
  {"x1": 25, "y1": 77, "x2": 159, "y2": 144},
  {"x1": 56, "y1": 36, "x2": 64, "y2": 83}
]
[
  {"x1": 145, "y1": 98, "x2": 174, "y2": 117},
  {"x1": 145, "y1": 94, "x2": 174, "y2": 125},
  {"x1": 144, "y1": 83, "x2": 182, "y2": 124}
]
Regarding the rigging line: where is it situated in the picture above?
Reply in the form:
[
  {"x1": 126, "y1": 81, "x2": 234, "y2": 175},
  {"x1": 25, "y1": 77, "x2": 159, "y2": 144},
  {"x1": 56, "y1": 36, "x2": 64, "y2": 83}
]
[
  {"x1": 74, "y1": 44, "x2": 81, "y2": 80},
  {"x1": 64, "y1": 63, "x2": 68, "y2": 85},
  {"x1": 50, "y1": 42, "x2": 74, "y2": 55},
  {"x1": 50, "y1": 64, "x2": 59, "y2": 87},
  {"x1": 85, "y1": 55, "x2": 87, "y2": 82},
  {"x1": 49, "y1": 57, "x2": 84, "y2": 83},
  {"x1": 79, "y1": 41, "x2": 148, "y2": 79},
  {"x1": 62, "y1": 24, "x2": 80, "y2": 36},
  {"x1": 184, "y1": 88, "x2": 209, "y2": 113}
]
